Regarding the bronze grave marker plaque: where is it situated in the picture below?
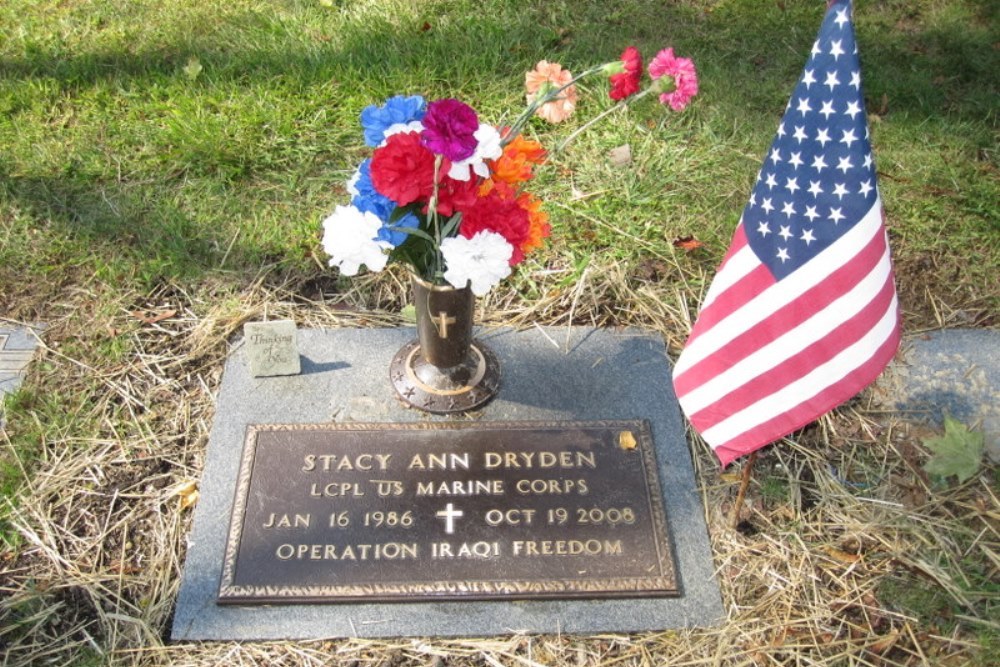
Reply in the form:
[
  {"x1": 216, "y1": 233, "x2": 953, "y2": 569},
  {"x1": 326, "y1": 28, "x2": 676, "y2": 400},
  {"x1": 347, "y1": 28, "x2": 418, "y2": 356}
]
[{"x1": 218, "y1": 420, "x2": 678, "y2": 604}]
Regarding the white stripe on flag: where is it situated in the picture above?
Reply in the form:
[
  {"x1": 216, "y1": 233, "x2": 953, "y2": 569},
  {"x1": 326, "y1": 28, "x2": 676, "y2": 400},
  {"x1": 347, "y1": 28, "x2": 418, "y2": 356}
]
[{"x1": 700, "y1": 234, "x2": 756, "y2": 310}]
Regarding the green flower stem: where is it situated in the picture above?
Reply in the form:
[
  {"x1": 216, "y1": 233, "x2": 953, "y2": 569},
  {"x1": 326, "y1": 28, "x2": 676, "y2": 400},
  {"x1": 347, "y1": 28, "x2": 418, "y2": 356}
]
[
  {"x1": 427, "y1": 154, "x2": 446, "y2": 282},
  {"x1": 553, "y1": 86, "x2": 655, "y2": 154}
]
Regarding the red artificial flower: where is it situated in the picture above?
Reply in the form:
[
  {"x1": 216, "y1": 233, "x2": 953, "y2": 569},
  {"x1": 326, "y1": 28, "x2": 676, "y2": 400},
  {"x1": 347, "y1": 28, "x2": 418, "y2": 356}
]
[
  {"x1": 369, "y1": 131, "x2": 439, "y2": 206},
  {"x1": 609, "y1": 46, "x2": 643, "y2": 101},
  {"x1": 480, "y1": 180, "x2": 551, "y2": 256},
  {"x1": 459, "y1": 190, "x2": 532, "y2": 265},
  {"x1": 431, "y1": 175, "x2": 479, "y2": 217}
]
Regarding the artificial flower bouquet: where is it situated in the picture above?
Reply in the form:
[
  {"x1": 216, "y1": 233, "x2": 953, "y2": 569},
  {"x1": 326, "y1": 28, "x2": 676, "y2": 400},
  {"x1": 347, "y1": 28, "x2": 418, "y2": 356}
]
[{"x1": 320, "y1": 46, "x2": 698, "y2": 296}]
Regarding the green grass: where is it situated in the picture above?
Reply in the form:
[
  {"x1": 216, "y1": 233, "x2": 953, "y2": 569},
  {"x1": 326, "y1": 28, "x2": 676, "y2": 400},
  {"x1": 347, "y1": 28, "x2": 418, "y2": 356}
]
[{"x1": 2, "y1": 0, "x2": 995, "y2": 289}]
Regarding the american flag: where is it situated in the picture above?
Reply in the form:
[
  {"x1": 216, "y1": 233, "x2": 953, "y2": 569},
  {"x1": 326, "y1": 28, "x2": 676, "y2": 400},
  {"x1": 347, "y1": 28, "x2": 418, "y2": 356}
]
[{"x1": 672, "y1": 0, "x2": 900, "y2": 466}]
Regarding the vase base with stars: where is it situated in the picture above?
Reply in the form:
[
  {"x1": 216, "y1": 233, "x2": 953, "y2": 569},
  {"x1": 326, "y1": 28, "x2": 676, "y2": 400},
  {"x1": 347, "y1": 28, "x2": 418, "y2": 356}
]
[{"x1": 390, "y1": 274, "x2": 501, "y2": 414}]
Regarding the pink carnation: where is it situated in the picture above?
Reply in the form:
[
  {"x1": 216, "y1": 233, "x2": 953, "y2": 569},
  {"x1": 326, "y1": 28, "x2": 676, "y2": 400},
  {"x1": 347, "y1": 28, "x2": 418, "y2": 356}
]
[{"x1": 648, "y1": 48, "x2": 698, "y2": 111}]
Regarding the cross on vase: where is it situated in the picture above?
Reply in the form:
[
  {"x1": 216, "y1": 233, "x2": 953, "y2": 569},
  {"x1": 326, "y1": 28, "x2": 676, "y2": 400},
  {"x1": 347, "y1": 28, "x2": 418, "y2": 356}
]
[{"x1": 433, "y1": 311, "x2": 457, "y2": 339}]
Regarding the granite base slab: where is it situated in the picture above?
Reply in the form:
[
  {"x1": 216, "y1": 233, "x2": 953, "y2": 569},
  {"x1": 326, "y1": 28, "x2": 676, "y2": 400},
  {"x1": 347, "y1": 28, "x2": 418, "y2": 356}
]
[
  {"x1": 877, "y1": 329, "x2": 1000, "y2": 462},
  {"x1": 1, "y1": 324, "x2": 46, "y2": 430},
  {"x1": 172, "y1": 326, "x2": 722, "y2": 640}
]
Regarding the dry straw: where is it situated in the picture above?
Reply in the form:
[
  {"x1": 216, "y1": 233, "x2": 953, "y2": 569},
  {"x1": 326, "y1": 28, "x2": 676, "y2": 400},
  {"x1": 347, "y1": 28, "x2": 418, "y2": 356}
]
[{"x1": 1, "y1": 263, "x2": 996, "y2": 666}]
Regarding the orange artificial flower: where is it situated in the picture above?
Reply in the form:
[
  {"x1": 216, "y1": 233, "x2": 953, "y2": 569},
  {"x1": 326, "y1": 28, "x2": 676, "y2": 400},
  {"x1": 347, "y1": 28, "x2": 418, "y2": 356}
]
[
  {"x1": 489, "y1": 134, "x2": 547, "y2": 184},
  {"x1": 516, "y1": 191, "x2": 551, "y2": 254},
  {"x1": 525, "y1": 60, "x2": 578, "y2": 123}
]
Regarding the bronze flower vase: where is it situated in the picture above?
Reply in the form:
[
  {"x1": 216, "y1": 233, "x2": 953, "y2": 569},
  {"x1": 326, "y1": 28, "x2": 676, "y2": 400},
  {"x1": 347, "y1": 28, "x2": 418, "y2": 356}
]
[{"x1": 390, "y1": 274, "x2": 501, "y2": 413}]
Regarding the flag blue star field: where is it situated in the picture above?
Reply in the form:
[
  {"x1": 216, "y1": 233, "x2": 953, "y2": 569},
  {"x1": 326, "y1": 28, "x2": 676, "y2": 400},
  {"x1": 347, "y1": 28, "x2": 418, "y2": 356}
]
[{"x1": 672, "y1": 0, "x2": 900, "y2": 466}]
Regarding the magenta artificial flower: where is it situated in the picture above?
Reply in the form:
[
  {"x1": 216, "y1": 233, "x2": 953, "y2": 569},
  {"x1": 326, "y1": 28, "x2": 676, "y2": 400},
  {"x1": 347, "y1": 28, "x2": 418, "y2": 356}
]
[
  {"x1": 609, "y1": 46, "x2": 643, "y2": 101},
  {"x1": 648, "y1": 48, "x2": 699, "y2": 111},
  {"x1": 420, "y1": 98, "x2": 480, "y2": 162}
]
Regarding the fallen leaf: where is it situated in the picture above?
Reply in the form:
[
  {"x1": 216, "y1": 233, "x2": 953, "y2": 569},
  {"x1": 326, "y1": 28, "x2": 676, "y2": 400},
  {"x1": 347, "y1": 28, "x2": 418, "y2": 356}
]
[
  {"x1": 772, "y1": 504, "x2": 796, "y2": 521},
  {"x1": 607, "y1": 144, "x2": 632, "y2": 167},
  {"x1": 172, "y1": 480, "x2": 200, "y2": 510},
  {"x1": 619, "y1": 430, "x2": 637, "y2": 450},
  {"x1": 632, "y1": 258, "x2": 668, "y2": 282},
  {"x1": 673, "y1": 235, "x2": 704, "y2": 251},
  {"x1": 131, "y1": 309, "x2": 177, "y2": 325},
  {"x1": 923, "y1": 416, "x2": 984, "y2": 483},
  {"x1": 868, "y1": 630, "x2": 901, "y2": 654},
  {"x1": 109, "y1": 560, "x2": 141, "y2": 575},
  {"x1": 824, "y1": 546, "x2": 861, "y2": 564}
]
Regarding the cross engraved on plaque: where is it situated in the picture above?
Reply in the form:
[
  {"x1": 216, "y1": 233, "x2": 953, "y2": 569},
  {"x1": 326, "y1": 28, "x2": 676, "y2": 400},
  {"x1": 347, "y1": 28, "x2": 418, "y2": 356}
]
[
  {"x1": 435, "y1": 502, "x2": 464, "y2": 534},
  {"x1": 432, "y1": 311, "x2": 456, "y2": 339}
]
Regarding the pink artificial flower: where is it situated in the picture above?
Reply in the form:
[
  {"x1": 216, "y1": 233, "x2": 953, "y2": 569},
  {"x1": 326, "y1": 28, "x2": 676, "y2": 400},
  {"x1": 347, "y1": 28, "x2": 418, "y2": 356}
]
[
  {"x1": 525, "y1": 60, "x2": 578, "y2": 123},
  {"x1": 647, "y1": 48, "x2": 698, "y2": 111}
]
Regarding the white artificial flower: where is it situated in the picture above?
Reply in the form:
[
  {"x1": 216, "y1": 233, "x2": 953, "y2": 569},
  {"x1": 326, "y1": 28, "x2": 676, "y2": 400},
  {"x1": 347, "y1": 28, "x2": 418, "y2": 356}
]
[
  {"x1": 320, "y1": 205, "x2": 392, "y2": 276},
  {"x1": 441, "y1": 231, "x2": 513, "y2": 296},
  {"x1": 381, "y1": 120, "x2": 425, "y2": 144},
  {"x1": 447, "y1": 125, "x2": 503, "y2": 181}
]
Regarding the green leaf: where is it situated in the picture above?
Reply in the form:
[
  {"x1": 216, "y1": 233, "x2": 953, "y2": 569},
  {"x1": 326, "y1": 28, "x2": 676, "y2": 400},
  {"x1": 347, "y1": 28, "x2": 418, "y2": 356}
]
[
  {"x1": 923, "y1": 416, "x2": 985, "y2": 484},
  {"x1": 399, "y1": 304, "x2": 417, "y2": 322},
  {"x1": 439, "y1": 212, "x2": 463, "y2": 239},
  {"x1": 391, "y1": 225, "x2": 436, "y2": 245}
]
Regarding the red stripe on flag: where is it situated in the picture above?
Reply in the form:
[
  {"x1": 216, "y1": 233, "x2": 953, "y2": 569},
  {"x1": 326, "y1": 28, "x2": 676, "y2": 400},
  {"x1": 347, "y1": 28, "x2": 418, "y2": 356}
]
[
  {"x1": 717, "y1": 224, "x2": 749, "y2": 269},
  {"x1": 712, "y1": 321, "x2": 901, "y2": 466}
]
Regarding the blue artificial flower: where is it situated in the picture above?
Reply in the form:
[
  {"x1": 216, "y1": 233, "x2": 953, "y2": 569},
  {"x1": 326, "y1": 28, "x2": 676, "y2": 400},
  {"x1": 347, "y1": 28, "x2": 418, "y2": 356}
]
[
  {"x1": 350, "y1": 160, "x2": 420, "y2": 247},
  {"x1": 376, "y1": 211, "x2": 420, "y2": 247},
  {"x1": 349, "y1": 160, "x2": 380, "y2": 201},
  {"x1": 360, "y1": 95, "x2": 427, "y2": 147}
]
